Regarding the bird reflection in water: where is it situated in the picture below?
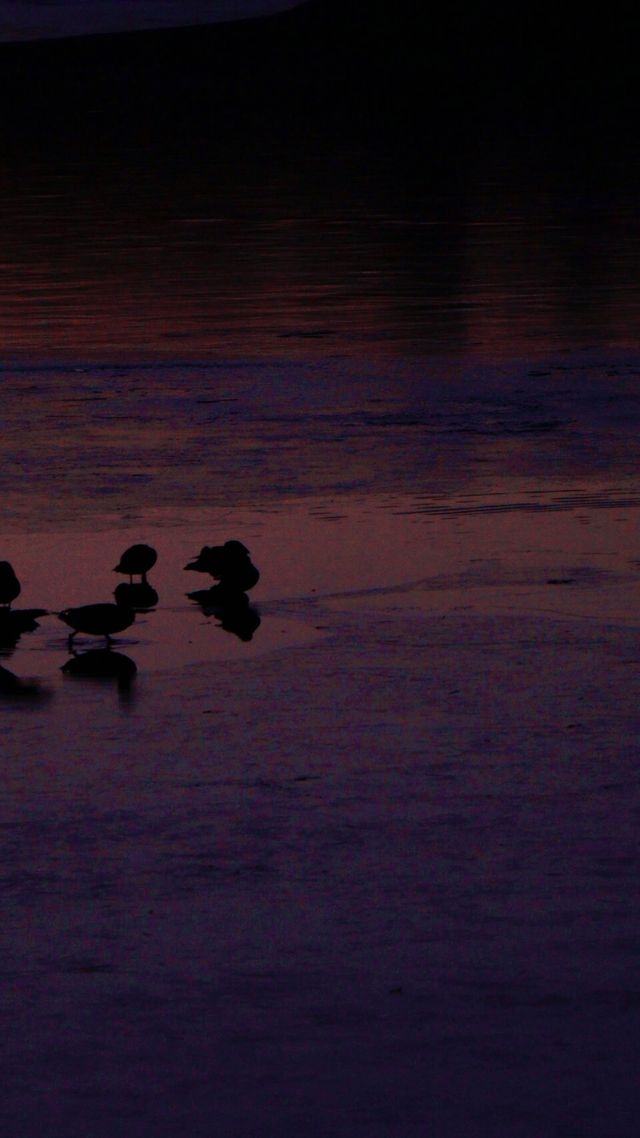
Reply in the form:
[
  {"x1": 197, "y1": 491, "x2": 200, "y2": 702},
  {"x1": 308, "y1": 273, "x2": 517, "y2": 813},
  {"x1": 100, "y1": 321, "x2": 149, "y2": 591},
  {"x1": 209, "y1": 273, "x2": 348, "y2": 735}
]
[
  {"x1": 188, "y1": 585, "x2": 261, "y2": 642},
  {"x1": 62, "y1": 649, "x2": 137, "y2": 698},
  {"x1": 0, "y1": 607, "x2": 49, "y2": 652},
  {"x1": 0, "y1": 561, "x2": 48, "y2": 652},
  {"x1": 113, "y1": 581, "x2": 159, "y2": 610},
  {"x1": 185, "y1": 539, "x2": 261, "y2": 642},
  {"x1": 0, "y1": 662, "x2": 50, "y2": 702}
]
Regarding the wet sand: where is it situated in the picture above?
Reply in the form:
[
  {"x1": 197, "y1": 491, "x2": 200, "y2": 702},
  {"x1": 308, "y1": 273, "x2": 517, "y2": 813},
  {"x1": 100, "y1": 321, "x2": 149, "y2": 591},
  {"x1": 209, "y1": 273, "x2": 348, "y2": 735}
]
[{"x1": 2, "y1": 350, "x2": 640, "y2": 1136}]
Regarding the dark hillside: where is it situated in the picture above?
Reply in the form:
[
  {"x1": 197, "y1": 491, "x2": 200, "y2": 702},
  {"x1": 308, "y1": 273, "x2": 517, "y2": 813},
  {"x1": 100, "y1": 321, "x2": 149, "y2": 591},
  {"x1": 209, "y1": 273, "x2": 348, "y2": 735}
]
[{"x1": 1, "y1": 1, "x2": 637, "y2": 155}]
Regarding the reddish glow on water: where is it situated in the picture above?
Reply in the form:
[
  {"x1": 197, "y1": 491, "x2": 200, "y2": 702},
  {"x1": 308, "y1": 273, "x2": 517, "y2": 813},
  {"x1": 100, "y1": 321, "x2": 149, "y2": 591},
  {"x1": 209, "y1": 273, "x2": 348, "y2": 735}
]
[
  {"x1": 2, "y1": 151, "x2": 640, "y2": 361},
  {"x1": 3, "y1": 38, "x2": 640, "y2": 1138},
  {"x1": 4, "y1": 470, "x2": 640, "y2": 683}
]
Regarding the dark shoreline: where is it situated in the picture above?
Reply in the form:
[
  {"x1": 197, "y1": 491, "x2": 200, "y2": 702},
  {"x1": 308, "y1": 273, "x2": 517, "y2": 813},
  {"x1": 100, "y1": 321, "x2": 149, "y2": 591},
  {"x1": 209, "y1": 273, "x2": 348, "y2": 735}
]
[{"x1": 2, "y1": 0, "x2": 638, "y2": 162}]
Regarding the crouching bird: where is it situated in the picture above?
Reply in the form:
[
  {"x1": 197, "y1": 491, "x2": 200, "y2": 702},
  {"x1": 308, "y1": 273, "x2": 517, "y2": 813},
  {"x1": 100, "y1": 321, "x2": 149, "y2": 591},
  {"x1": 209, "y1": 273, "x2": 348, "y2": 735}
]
[
  {"x1": 185, "y1": 540, "x2": 259, "y2": 593},
  {"x1": 58, "y1": 602, "x2": 136, "y2": 645}
]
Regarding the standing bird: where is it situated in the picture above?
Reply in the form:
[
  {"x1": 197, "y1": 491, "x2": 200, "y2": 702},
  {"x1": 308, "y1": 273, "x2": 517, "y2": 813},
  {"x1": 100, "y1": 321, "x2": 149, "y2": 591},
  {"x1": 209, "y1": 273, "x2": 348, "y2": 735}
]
[
  {"x1": 113, "y1": 543, "x2": 157, "y2": 584},
  {"x1": 184, "y1": 540, "x2": 260, "y2": 593},
  {"x1": 58, "y1": 602, "x2": 136, "y2": 645},
  {"x1": 0, "y1": 561, "x2": 21, "y2": 607}
]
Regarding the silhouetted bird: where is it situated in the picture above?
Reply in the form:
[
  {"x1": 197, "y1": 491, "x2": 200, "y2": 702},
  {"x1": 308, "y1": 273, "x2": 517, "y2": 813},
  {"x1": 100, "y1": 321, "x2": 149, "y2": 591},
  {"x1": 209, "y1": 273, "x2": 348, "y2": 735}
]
[
  {"x1": 58, "y1": 602, "x2": 136, "y2": 645},
  {"x1": 0, "y1": 561, "x2": 21, "y2": 607},
  {"x1": 114, "y1": 543, "x2": 157, "y2": 583},
  {"x1": 185, "y1": 540, "x2": 260, "y2": 592}
]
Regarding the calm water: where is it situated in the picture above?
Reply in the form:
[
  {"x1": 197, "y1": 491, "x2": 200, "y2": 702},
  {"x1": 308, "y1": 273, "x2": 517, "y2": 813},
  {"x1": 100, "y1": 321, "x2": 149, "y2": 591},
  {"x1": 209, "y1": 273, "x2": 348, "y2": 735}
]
[
  {"x1": 2, "y1": 138, "x2": 640, "y2": 670},
  {"x1": 3, "y1": 138, "x2": 640, "y2": 1138},
  {"x1": 2, "y1": 140, "x2": 640, "y2": 361}
]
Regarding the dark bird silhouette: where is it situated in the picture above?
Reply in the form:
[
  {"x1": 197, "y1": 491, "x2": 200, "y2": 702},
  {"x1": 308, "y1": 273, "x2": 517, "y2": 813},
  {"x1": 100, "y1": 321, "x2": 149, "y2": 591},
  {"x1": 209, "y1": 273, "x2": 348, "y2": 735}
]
[
  {"x1": 0, "y1": 561, "x2": 21, "y2": 607},
  {"x1": 58, "y1": 602, "x2": 136, "y2": 645},
  {"x1": 114, "y1": 543, "x2": 157, "y2": 583},
  {"x1": 185, "y1": 540, "x2": 260, "y2": 593}
]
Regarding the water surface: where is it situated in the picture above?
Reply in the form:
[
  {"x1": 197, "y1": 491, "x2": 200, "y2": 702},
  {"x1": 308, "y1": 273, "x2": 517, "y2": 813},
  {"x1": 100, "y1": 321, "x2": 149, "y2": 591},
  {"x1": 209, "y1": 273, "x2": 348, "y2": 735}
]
[
  {"x1": 2, "y1": 134, "x2": 640, "y2": 1138},
  {"x1": 2, "y1": 142, "x2": 640, "y2": 360}
]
